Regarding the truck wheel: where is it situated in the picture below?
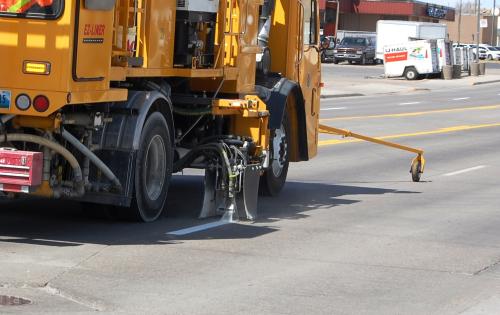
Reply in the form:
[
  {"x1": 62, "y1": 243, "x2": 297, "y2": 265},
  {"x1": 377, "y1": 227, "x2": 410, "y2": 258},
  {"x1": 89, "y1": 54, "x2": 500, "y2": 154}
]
[
  {"x1": 404, "y1": 67, "x2": 418, "y2": 80},
  {"x1": 260, "y1": 111, "x2": 290, "y2": 196},
  {"x1": 333, "y1": 59, "x2": 339, "y2": 64},
  {"x1": 122, "y1": 112, "x2": 173, "y2": 222},
  {"x1": 361, "y1": 54, "x2": 366, "y2": 65}
]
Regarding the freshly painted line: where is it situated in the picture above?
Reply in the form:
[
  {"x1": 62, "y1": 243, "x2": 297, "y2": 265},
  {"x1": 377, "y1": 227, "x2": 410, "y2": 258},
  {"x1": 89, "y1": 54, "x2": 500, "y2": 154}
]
[
  {"x1": 321, "y1": 107, "x2": 347, "y2": 111},
  {"x1": 443, "y1": 165, "x2": 487, "y2": 177},
  {"x1": 319, "y1": 122, "x2": 500, "y2": 146},
  {"x1": 398, "y1": 102, "x2": 421, "y2": 106},
  {"x1": 320, "y1": 104, "x2": 500, "y2": 122},
  {"x1": 452, "y1": 97, "x2": 471, "y2": 101},
  {"x1": 167, "y1": 220, "x2": 232, "y2": 236}
]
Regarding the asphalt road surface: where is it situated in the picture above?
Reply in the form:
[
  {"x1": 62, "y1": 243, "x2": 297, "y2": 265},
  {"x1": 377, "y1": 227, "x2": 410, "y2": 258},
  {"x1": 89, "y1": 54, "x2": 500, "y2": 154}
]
[{"x1": 1, "y1": 83, "x2": 500, "y2": 314}]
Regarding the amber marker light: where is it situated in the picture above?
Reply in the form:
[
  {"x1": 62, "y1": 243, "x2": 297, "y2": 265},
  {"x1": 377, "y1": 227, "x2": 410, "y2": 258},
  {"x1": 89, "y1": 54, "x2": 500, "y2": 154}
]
[{"x1": 23, "y1": 61, "x2": 51, "y2": 75}]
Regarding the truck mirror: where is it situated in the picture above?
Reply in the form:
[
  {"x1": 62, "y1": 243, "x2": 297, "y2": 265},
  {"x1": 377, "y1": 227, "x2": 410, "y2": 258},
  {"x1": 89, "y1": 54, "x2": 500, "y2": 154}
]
[{"x1": 84, "y1": 0, "x2": 116, "y2": 11}]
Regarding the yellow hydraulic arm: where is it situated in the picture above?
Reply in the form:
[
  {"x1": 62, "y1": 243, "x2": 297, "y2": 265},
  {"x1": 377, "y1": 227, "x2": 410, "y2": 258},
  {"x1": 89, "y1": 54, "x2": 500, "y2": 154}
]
[{"x1": 319, "y1": 124, "x2": 426, "y2": 182}]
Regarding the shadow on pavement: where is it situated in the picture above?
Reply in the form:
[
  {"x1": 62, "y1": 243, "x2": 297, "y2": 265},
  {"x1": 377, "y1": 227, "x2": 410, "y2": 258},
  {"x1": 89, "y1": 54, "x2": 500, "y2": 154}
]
[{"x1": 0, "y1": 175, "x2": 419, "y2": 246}]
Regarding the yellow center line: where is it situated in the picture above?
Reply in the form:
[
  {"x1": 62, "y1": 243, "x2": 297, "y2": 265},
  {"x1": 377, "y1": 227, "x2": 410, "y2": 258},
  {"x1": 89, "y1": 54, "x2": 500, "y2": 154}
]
[
  {"x1": 319, "y1": 122, "x2": 500, "y2": 147},
  {"x1": 320, "y1": 104, "x2": 500, "y2": 122}
]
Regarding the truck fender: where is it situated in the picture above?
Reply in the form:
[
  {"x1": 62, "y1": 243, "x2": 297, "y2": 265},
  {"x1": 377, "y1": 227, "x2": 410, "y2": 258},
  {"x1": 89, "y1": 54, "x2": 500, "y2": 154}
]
[
  {"x1": 87, "y1": 90, "x2": 174, "y2": 206},
  {"x1": 108, "y1": 90, "x2": 175, "y2": 151},
  {"x1": 257, "y1": 78, "x2": 309, "y2": 162}
]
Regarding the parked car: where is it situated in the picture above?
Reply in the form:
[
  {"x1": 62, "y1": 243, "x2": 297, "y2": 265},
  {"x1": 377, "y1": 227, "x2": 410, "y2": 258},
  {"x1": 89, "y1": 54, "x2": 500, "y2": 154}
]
[
  {"x1": 320, "y1": 35, "x2": 336, "y2": 63},
  {"x1": 332, "y1": 36, "x2": 376, "y2": 65},
  {"x1": 479, "y1": 45, "x2": 500, "y2": 60}
]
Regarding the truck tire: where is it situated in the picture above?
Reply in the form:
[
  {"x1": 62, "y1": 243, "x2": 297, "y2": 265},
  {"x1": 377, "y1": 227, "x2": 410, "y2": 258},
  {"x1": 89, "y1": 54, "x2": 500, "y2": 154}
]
[
  {"x1": 404, "y1": 67, "x2": 418, "y2": 80},
  {"x1": 260, "y1": 111, "x2": 290, "y2": 196},
  {"x1": 361, "y1": 54, "x2": 366, "y2": 65},
  {"x1": 120, "y1": 112, "x2": 173, "y2": 222}
]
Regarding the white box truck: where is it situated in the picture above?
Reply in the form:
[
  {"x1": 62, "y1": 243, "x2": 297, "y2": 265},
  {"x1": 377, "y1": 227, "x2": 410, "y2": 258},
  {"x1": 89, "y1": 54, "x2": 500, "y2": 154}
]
[
  {"x1": 376, "y1": 20, "x2": 447, "y2": 61},
  {"x1": 384, "y1": 40, "x2": 440, "y2": 80}
]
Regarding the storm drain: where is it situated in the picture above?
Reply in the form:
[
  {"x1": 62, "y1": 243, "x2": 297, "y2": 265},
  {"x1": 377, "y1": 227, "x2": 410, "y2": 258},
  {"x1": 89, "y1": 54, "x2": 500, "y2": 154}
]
[{"x1": 0, "y1": 295, "x2": 31, "y2": 306}]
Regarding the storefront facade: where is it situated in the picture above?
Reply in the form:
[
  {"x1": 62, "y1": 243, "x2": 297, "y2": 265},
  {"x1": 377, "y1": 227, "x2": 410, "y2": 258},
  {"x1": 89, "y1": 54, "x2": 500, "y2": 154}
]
[{"x1": 320, "y1": 0, "x2": 456, "y2": 36}]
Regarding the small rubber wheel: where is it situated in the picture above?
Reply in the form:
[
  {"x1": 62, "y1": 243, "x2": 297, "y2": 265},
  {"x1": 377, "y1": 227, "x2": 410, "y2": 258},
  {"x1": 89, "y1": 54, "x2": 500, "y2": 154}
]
[
  {"x1": 411, "y1": 161, "x2": 422, "y2": 182},
  {"x1": 260, "y1": 111, "x2": 290, "y2": 196},
  {"x1": 404, "y1": 67, "x2": 418, "y2": 80},
  {"x1": 117, "y1": 112, "x2": 173, "y2": 222}
]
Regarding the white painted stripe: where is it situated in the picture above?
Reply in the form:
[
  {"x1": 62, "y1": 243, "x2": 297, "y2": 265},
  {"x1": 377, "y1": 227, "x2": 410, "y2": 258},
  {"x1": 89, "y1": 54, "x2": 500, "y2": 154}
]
[
  {"x1": 321, "y1": 107, "x2": 347, "y2": 111},
  {"x1": 167, "y1": 221, "x2": 232, "y2": 236},
  {"x1": 452, "y1": 97, "x2": 471, "y2": 101},
  {"x1": 443, "y1": 165, "x2": 487, "y2": 177},
  {"x1": 398, "y1": 102, "x2": 421, "y2": 106}
]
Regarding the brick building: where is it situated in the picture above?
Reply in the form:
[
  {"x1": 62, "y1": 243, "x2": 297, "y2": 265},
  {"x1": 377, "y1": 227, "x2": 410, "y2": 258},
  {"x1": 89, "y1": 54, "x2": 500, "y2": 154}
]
[
  {"x1": 444, "y1": 14, "x2": 499, "y2": 46},
  {"x1": 321, "y1": 0, "x2": 456, "y2": 36}
]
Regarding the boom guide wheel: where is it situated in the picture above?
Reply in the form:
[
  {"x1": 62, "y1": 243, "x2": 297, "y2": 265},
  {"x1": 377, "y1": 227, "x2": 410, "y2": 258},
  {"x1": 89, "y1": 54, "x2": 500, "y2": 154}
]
[{"x1": 410, "y1": 157, "x2": 423, "y2": 182}]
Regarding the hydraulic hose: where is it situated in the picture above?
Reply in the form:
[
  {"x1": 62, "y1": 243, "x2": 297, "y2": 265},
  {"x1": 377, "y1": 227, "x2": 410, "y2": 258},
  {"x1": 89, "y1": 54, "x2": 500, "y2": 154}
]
[
  {"x1": 61, "y1": 128, "x2": 122, "y2": 191},
  {"x1": 1, "y1": 133, "x2": 85, "y2": 197}
]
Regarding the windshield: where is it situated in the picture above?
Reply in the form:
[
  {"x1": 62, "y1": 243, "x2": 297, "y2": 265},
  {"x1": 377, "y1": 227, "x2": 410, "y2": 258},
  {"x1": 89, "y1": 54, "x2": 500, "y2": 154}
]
[
  {"x1": 0, "y1": 0, "x2": 63, "y2": 19},
  {"x1": 341, "y1": 37, "x2": 367, "y2": 46}
]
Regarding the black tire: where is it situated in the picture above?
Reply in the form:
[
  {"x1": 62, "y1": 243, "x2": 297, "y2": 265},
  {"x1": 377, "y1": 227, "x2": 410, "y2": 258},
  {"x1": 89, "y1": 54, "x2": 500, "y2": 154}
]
[
  {"x1": 488, "y1": 54, "x2": 493, "y2": 61},
  {"x1": 411, "y1": 161, "x2": 422, "y2": 182},
  {"x1": 260, "y1": 111, "x2": 290, "y2": 197},
  {"x1": 404, "y1": 67, "x2": 418, "y2": 80},
  {"x1": 361, "y1": 54, "x2": 366, "y2": 65},
  {"x1": 117, "y1": 112, "x2": 173, "y2": 222},
  {"x1": 333, "y1": 58, "x2": 339, "y2": 64}
]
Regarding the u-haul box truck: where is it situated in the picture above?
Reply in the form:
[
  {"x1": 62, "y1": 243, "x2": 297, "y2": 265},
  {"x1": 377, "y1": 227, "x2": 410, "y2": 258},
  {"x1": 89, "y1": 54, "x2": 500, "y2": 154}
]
[{"x1": 384, "y1": 40, "x2": 440, "y2": 80}]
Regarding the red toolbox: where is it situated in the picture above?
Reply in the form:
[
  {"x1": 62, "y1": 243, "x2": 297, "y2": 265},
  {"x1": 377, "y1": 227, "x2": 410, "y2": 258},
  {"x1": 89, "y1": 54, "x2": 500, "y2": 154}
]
[{"x1": 0, "y1": 148, "x2": 43, "y2": 193}]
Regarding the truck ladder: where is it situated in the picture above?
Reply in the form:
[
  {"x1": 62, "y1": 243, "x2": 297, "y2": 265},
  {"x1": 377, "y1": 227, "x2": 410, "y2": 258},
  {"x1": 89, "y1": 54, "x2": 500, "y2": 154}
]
[{"x1": 319, "y1": 124, "x2": 426, "y2": 182}]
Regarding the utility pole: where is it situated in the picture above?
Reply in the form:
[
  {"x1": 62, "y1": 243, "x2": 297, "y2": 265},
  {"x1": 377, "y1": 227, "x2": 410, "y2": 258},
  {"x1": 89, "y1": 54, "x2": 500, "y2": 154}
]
[
  {"x1": 476, "y1": 0, "x2": 481, "y2": 62},
  {"x1": 458, "y1": 0, "x2": 462, "y2": 45},
  {"x1": 492, "y1": 0, "x2": 497, "y2": 46}
]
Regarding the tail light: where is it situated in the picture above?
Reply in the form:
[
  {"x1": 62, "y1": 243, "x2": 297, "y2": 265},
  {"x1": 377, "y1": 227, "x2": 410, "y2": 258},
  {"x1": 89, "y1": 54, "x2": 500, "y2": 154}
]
[
  {"x1": 15, "y1": 94, "x2": 31, "y2": 111},
  {"x1": 33, "y1": 95, "x2": 50, "y2": 112}
]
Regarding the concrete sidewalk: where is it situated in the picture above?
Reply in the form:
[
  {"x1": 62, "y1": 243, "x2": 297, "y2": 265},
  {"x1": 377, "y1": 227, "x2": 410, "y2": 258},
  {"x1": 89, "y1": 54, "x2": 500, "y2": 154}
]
[{"x1": 321, "y1": 64, "x2": 500, "y2": 98}]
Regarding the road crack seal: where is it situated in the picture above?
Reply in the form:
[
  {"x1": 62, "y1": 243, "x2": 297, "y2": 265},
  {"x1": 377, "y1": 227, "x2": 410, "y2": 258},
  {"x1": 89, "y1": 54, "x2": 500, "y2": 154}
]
[
  {"x1": 473, "y1": 259, "x2": 500, "y2": 276},
  {"x1": 40, "y1": 283, "x2": 104, "y2": 311}
]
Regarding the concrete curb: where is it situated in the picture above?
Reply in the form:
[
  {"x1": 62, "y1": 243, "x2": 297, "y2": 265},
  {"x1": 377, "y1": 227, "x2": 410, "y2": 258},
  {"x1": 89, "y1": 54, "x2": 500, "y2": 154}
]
[
  {"x1": 321, "y1": 93, "x2": 364, "y2": 99},
  {"x1": 471, "y1": 79, "x2": 500, "y2": 86}
]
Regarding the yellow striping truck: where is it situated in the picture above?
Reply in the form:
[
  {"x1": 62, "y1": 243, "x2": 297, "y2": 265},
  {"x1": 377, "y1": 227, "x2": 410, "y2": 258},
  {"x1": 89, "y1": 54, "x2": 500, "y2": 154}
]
[{"x1": 0, "y1": 0, "x2": 322, "y2": 221}]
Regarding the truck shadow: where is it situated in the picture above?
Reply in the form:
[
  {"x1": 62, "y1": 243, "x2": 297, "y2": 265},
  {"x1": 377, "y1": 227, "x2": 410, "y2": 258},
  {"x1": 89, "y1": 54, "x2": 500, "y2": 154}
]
[{"x1": 0, "y1": 175, "x2": 420, "y2": 246}]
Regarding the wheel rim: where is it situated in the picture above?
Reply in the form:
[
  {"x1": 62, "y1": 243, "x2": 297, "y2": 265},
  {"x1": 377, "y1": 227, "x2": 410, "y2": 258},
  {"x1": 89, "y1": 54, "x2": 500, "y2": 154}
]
[
  {"x1": 271, "y1": 124, "x2": 288, "y2": 178},
  {"x1": 144, "y1": 134, "x2": 167, "y2": 201},
  {"x1": 408, "y1": 71, "x2": 415, "y2": 79}
]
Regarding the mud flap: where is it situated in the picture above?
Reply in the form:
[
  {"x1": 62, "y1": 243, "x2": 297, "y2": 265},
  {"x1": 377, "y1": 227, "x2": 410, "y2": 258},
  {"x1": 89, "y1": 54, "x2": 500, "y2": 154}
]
[
  {"x1": 235, "y1": 165, "x2": 261, "y2": 221},
  {"x1": 199, "y1": 169, "x2": 225, "y2": 219},
  {"x1": 199, "y1": 165, "x2": 261, "y2": 221}
]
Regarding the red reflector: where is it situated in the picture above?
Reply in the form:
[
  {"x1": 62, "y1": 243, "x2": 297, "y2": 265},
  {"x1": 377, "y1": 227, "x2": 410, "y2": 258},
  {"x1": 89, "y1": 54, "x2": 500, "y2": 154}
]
[
  {"x1": 33, "y1": 95, "x2": 50, "y2": 112},
  {"x1": 320, "y1": 82, "x2": 325, "y2": 88}
]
